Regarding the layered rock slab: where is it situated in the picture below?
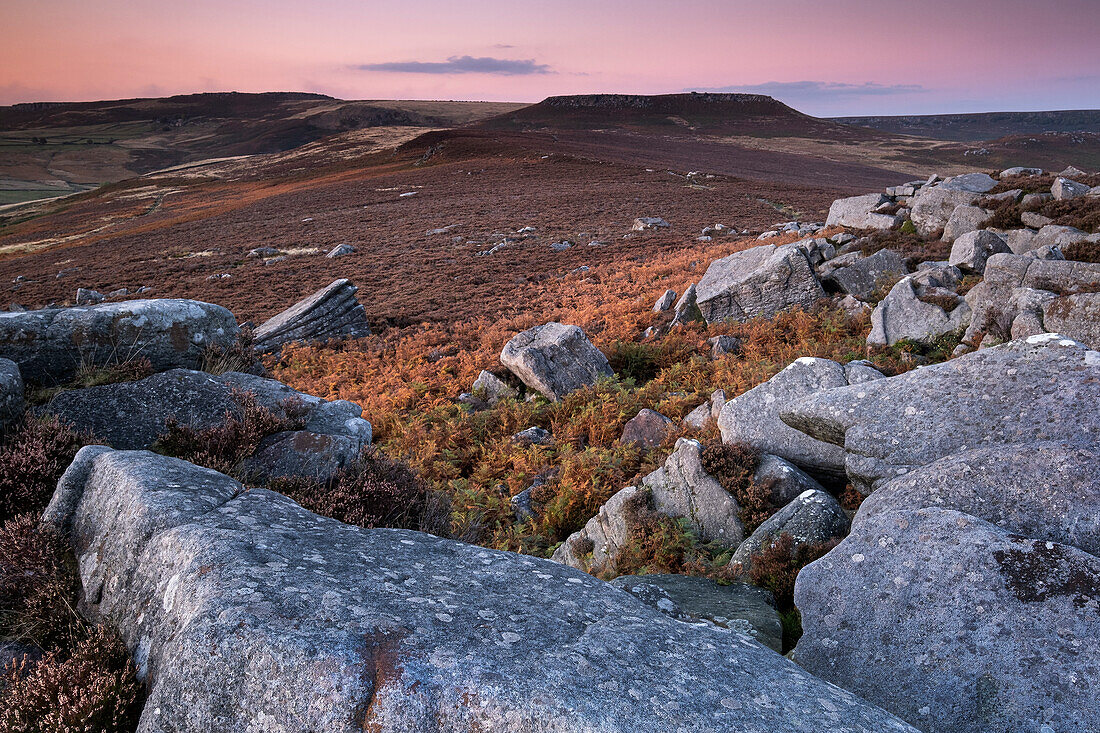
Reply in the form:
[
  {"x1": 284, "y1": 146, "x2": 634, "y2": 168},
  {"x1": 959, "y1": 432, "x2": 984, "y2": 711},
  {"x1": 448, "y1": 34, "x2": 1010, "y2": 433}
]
[
  {"x1": 253, "y1": 279, "x2": 370, "y2": 354},
  {"x1": 44, "y1": 447, "x2": 914, "y2": 733}
]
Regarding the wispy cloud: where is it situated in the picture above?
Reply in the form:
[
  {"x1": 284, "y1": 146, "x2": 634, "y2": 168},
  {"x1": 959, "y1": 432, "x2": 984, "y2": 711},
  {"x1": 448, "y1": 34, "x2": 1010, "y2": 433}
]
[
  {"x1": 689, "y1": 81, "x2": 926, "y2": 100},
  {"x1": 354, "y1": 55, "x2": 552, "y2": 76}
]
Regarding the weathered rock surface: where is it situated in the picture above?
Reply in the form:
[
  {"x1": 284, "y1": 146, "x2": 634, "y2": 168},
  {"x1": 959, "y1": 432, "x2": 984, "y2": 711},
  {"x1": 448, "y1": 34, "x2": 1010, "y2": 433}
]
[
  {"x1": 551, "y1": 484, "x2": 642, "y2": 574},
  {"x1": 825, "y1": 193, "x2": 899, "y2": 230},
  {"x1": 753, "y1": 453, "x2": 826, "y2": 506},
  {"x1": 500, "y1": 322, "x2": 612, "y2": 401},
  {"x1": 239, "y1": 430, "x2": 363, "y2": 483},
  {"x1": 781, "y1": 335, "x2": 1100, "y2": 494},
  {"x1": 730, "y1": 489, "x2": 849, "y2": 575},
  {"x1": 1052, "y1": 177, "x2": 1090, "y2": 200},
  {"x1": 856, "y1": 440, "x2": 1100, "y2": 556},
  {"x1": 653, "y1": 289, "x2": 676, "y2": 312},
  {"x1": 1042, "y1": 292, "x2": 1100, "y2": 348},
  {"x1": 252, "y1": 279, "x2": 370, "y2": 353},
  {"x1": 709, "y1": 334, "x2": 741, "y2": 358},
  {"x1": 948, "y1": 230, "x2": 1010, "y2": 274},
  {"x1": 942, "y1": 205, "x2": 990, "y2": 243},
  {"x1": 0, "y1": 357, "x2": 23, "y2": 430},
  {"x1": 472, "y1": 370, "x2": 517, "y2": 404},
  {"x1": 794, "y1": 507, "x2": 1100, "y2": 733},
  {"x1": 42, "y1": 369, "x2": 370, "y2": 451},
  {"x1": 939, "y1": 173, "x2": 997, "y2": 193},
  {"x1": 641, "y1": 438, "x2": 744, "y2": 546},
  {"x1": 610, "y1": 575, "x2": 783, "y2": 653},
  {"x1": 867, "y1": 277, "x2": 971, "y2": 347},
  {"x1": 44, "y1": 447, "x2": 913, "y2": 732},
  {"x1": 632, "y1": 217, "x2": 670, "y2": 231},
  {"x1": 620, "y1": 408, "x2": 674, "y2": 448},
  {"x1": 718, "y1": 357, "x2": 884, "y2": 480},
  {"x1": 0, "y1": 299, "x2": 238, "y2": 386},
  {"x1": 821, "y1": 249, "x2": 907, "y2": 301},
  {"x1": 696, "y1": 243, "x2": 824, "y2": 323},
  {"x1": 670, "y1": 283, "x2": 703, "y2": 326},
  {"x1": 910, "y1": 187, "x2": 980, "y2": 235}
]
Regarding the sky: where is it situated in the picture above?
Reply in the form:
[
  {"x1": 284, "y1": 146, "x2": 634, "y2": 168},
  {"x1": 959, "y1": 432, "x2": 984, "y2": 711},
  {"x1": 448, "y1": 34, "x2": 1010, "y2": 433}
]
[{"x1": 3, "y1": 0, "x2": 1099, "y2": 117}]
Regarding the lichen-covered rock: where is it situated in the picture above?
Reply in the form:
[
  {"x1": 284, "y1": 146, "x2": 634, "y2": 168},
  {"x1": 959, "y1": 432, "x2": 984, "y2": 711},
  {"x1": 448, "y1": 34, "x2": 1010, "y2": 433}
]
[
  {"x1": 753, "y1": 453, "x2": 826, "y2": 506},
  {"x1": 610, "y1": 575, "x2": 783, "y2": 653},
  {"x1": 252, "y1": 279, "x2": 370, "y2": 353},
  {"x1": 867, "y1": 277, "x2": 971, "y2": 347},
  {"x1": 0, "y1": 357, "x2": 23, "y2": 430},
  {"x1": 500, "y1": 322, "x2": 612, "y2": 401},
  {"x1": 780, "y1": 335, "x2": 1100, "y2": 494},
  {"x1": 0, "y1": 299, "x2": 238, "y2": 386},
  {"x1": 909, "y1": 187, "x2": 980, "y2": 235},
  {"x1": 718, "y1": 357, "x2": 884, "y2": 480},
  {"x1": 821, "y1": 249, "x2": 907, "y2": 301},
  {"x1": 825, "y1": 193, "x2": 899, "y2": 230},
  {"x1": 44, "y1": 448, "x2": 913, "y2": 732},
  {"x1": 619, "y1": 408, "x2": 674, "y2": 448},
  {"x1": 939, "y1": 173, "x2": 997, "y2": 193},
  {"x1": 238, "y1": 430, "x2": 363, "y2": 483},
  {"x1": 941, "y1": 205, "x2": 991, "y2": 243},
  {"x1": 948, "y1": 229, "x2": 1010, "y2": 274},
  {"x1": 793, "y1": 507, "x2": 1100, "y2": 733},
  {"x1": 472, "y1": 370, "x2": 517, "y2": 404},
  {"x1": 695, "y1": 243, "x2": 824, "y2": 323},
  {"x1": 1052, "y1": 177, "x2": 1090, "y2": 200},
  {"x1": 641, "y1": 438, "x2": 744, "y2": 546},
  {"x1": 855, "y1": 440, "x2": 1100, "y2": 556},
  {"x1": 1042, "y1": 292, "x2": 1100, "y2": 348},
  {"x1": 730, "y1": 489, "x2": 849, "y2": 575}
]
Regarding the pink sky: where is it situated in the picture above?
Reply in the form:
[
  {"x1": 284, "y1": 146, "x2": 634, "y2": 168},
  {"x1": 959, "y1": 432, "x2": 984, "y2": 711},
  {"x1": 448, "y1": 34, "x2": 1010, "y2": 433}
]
[{"x1": 3, "y1": 0, "x2": 1099, "y2": 116}]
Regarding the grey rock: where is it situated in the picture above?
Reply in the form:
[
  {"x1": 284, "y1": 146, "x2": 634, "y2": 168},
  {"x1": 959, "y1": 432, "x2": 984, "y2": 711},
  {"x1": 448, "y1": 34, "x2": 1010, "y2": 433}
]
[
  {"x1": 1020, "y1": 211, "x2": 1052, "y2": 228},
  {"x1": 75, "y1": 288, "x2": 105, "y2": 306},
  {"x1": 239, "y1": 430, "x2": 362, "y2": 483},
  {"x1": 825, "y1": 193, "x2": 899, "y2": 230},
  {"x1": 709, "y1": 388, "x2": 727, "y2": 419},
  {"x1": 641, "y1": 438, "x2": 744, "y2": 546},
  {"x1": 855, "y1": 440, "x2": 1100, "y2": 556},
  {"x1": 509, "y1": 486, "x2": 536, "y2": 523},
  {"x1": 0, "y1": 299, "x2": 238, "y2": 386},
  {"x1": 249, "y1": 246, "x2": 279, "y2": 258},
  {"x1": 324, "y1": 244, "x2": 355, "y2": 258},
  {"x1": 984, "y1": 188, "x2": 1022, "y2": 204},
  {"x1": 302, "y1": 400, "x2": 372, "y2": 444},
  {"x1": 472, "y1": 370, "x2": 518, "y2": 404},
  {"x1": 822, "y1": 248, "x2": 907, "y2": 301},
  {"x1": 866, "y1": 275, "x2": 972, "y2": 347},
  {"x1": 1034, "y1": 224, "x2": 1090, "y2": 250},
  {"x1": 730, "y1": 489, "x2": 849, "y2": 575},
  {"x1": 1052, "y1": 177, "x2": 1090, "y2": 200},
  {"x1": 253, "y1": 279, "x2": 370, "y2": 353},
  {"x1": 610, "y1": 575, "x2": 783, "y2": 653},
  {"x1": 44, "y1": 447, "x2": 913, "y2": 732},
  {"x1": 620, "y1": 408, "x2": 674, "y2": 448},
  {"x1": 696, "y1": 243, "x2": 824, "y2": 323},
  {"x1": 1059, "y1": 165, "x2": 1088, "y2": 177},
  {"x1": 653, "y1": 288, "x2": 676, "y2": 312},
  {"x1": 1020, "y1": 191, "x2": 1053, "y2": 208},
  {"x1": 942, "y1": 205, "x2": 991, "y2": 243},
  {"x1": 780, "y1": 335, "x2": 1100, "y2": 494},
  {"x1": 910, "y1": 262, "x2": 963, "y2": 290},
  {"x1": 753, "y1": 454, "x2": 826, "y2": 507},
  {"x1": 632, "y1": 217, "x2": 670, "y2": 231},
  {"x1": 709, "y1": 334, "x2": 741, "y2": 358},
  {"x1": 0, "y1": 357, "x2": 24, "y2": 430},
  {"x1": 794, "y1": 507, "x2": 1100, "y2": 733},
  {"x1": 718, "y1": 357, "x2": 884, "y2": 480},
  {"x1": 1000, "y1": 166, "x2": 1042, "y2": 177},
  {"x1": 938, "y1": 172, "x2": 997, "y2": 193},
  {"x1": 948, "y1": 229, "x2": 1010, "y2": 274},
  {"x1": 682, "y1": 402, "x2": 711, "y2": 429},
  {"x1": 829, "y1": 232, "x2": 857, "y2": 246},
  {"x1": 550, "y1": 241, "x2": 573, "y2": 252},
  {"x1": 1042, "y1": 292, "x2": 1100, "y2": 348},
  {"x1": 551, "y1": 484, "x2": 643, "y2": 574},
  {"x1": 500, "y1": 322, "x2": 612, "y2": 401},
  {"x1": 671, "y1": 283, "x2": 703, "y2": 326},
  {"x1": 512, "y1": 426, "x2": 551, "y2": 445},
  {"x1": 994, "y1": 227, "x2": 1039, "y2": 255},
  {"x1": 910, "y1": 187, "x2": 980, "y2": 235}
]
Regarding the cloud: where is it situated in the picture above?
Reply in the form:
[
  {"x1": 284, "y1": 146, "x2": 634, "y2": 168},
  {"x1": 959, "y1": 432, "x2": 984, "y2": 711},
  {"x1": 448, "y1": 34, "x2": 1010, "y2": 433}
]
[
  {"x1": 689, "y1": 81, "x2": 926, "y2": 100},
  {"x1": 354, "y1": 55, "x2": 551, "y2": 76},
  {"x1": 492, "y1": 44, "x2": 516, "y2": 49}
]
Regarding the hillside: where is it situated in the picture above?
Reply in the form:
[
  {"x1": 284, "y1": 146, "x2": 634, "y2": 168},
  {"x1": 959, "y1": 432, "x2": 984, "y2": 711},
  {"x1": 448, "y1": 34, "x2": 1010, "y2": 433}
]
[
  {"x1": 0, "y1": 92, "x2": 526, "y2": 205},
  {"x1": 833, "y1": 109, "x2": 1100, "y2": 141}
]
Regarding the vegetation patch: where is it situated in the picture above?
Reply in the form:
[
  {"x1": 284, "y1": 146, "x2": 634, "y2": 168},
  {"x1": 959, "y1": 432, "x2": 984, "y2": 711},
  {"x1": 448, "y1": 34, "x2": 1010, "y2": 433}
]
[{"x1": 0, "y1": 417, "x2": 92, "y2": 523}]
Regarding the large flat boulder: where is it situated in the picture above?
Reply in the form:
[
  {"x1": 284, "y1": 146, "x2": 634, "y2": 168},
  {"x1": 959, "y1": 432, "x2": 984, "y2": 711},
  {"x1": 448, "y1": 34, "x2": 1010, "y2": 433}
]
[
  {"x1": 43, "y1": 447, "x2": 915, "y2": 732},
  {"x1": 909, "y1": 187, "x2": 981, "y2": 236},
  {"x1": 793, "y1": 507, "x2": 1100, "y2": 733},
  {"x1": 825, "y1": 193, "x2": 899, "y2": 230},
  {"x1": 695, "y1": 243, "x2": 824, "y2": 323},
  {"x1": 780, "y1": 335, "x2": 1100, "y2": 494},
  {"x1": 0, "y1": 299, "x2": 238, "y2": 386},
  {"x1": 500, "y1": 322, "x2": 612, "y2": 401},
  {"x1": 718, "y1": 358, "x2": 884, "y2": 481},
  {"x1": 253, "y1": 279, "x2": 370, "y2": 354}
]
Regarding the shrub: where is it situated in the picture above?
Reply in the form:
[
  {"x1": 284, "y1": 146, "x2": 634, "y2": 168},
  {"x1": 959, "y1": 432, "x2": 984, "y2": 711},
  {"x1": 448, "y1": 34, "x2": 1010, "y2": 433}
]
[
  {"x1": 270, "y1": 448, "x2": 451, "y2": 537},
  {"x1": 0, "y1": 417, "x2": 92, "y2": 523},
  {"x1": 201, "y1": 326, "x2": 264, "y2": 376},
  {"x1": 700, "y1": 443, "x2": 774, "y2": 534},
  {"x1": 1062, "y1": 240, "x2": 1100, "y2": 263},
  {"x1": 153, "y1": 392, "x2": 306, "y2": 477},
  {"x1": 611, "y1": 489, "x2": 696, "y2": 577},
  {"x1": 0, "y1": 515, "x2": 82, "y2": 652},
  {"x1": 1, "y1": 624, "x2": 143, "y2": 733},
  {"x1": 747, "y1": 532, "x2": 840, "y2": 650}
]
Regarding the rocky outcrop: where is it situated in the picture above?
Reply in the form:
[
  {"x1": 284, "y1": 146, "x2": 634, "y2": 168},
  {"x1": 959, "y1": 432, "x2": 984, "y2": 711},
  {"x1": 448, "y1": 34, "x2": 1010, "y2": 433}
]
[
  {"x1": 941, "y1": 205, "x2": 990, "y2": 243},
  {"x1": 867, "y1": 277, "x2": 971, "y2": 347},
  {"x1": 718, "y1": 357, "x2": 884, "y2": 480},
  {"x1": 794, "y1": 507, "x2": 1100, "y2": 733},
  {"x1": 948, "y1": 229, "x2": 1010, "y2": 274},
  {"x1": 610, "y1": 575, "x2": 783, "y2": 653},
  {"x1": 45, "y1": 447, "x2": 916, "y2": 732},
  {"x1": 238, "y1": 430, "x2": 363, "y2": 483},
  {"x1": 1042, "y1": 292, "x2": 1100, "y2": 348},
  {"x1": 730, "y1": 489, "x2": 849, "y2": 576},
  {"x1": 820, "y1": 249, "x2": 907, "y2": 301},
  {"x1": 825, "y1": 193, "x2": 899, "y2": 230},
  {"x1": 252, "y1": 279, "x2": 370, "y2": 354},
  {"x1": 653, "y1": 289, "x2": 676, "y2": 312},
  {"x1": 640, "y1": 438, "x2": 744, "y2": 545},
  {"x1": 0, "y1": 357, "x2": 23, "y2": 430},
  {"x1": 0, "y1": 299, "x2": 238, "y2": 386},
  {"x1": 910, "y1": 187, "x2": 980, "y2": 236},
  {"x1": 695, "y1": 243, "x2": 824, "y2": 323},
  {"x1": 42, "y1": 368, "x2": 371, "y2": 452},
  {"x1": 500, "y1": 322, "x2": 613, "y2": 401},
  {"x1": 780, "y1": 335, "x2": 1100, "y2": 494}
]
